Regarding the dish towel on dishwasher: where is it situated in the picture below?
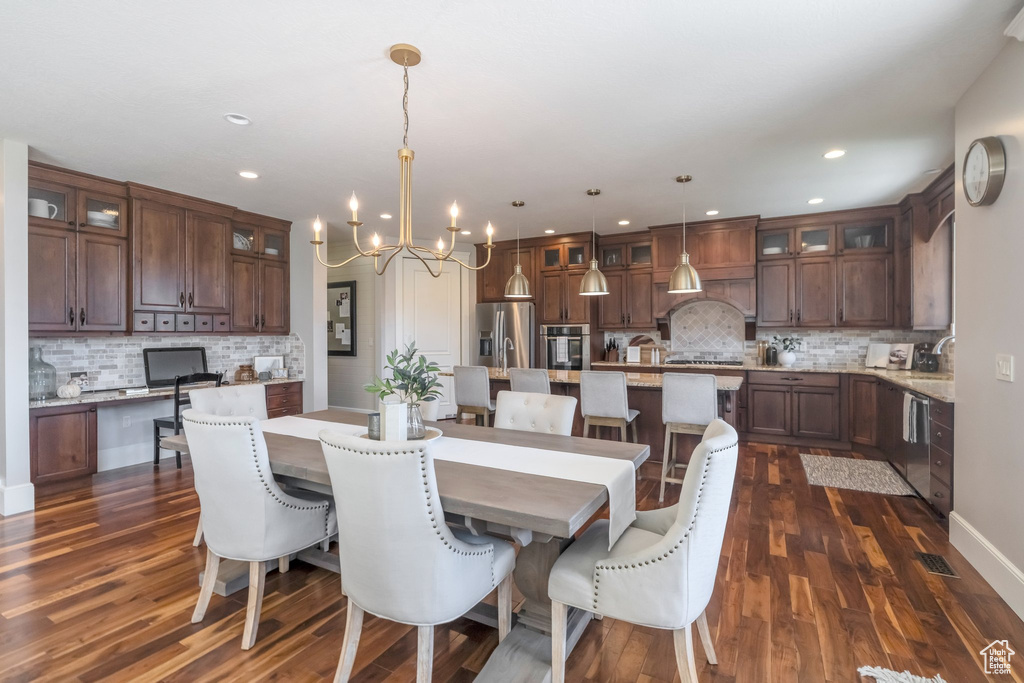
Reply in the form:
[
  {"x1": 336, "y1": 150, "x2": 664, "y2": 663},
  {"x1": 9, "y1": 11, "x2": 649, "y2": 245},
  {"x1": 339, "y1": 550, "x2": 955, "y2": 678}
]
[
  {"x1": 261, "y1": 415, "x2": 636, "y2": 548},
  {"x1": 555, "y1": 336, "x2": 569, "y2": 364},
  {"x1": 902, "y1": 393, "x2": 916, "y2": 443}
]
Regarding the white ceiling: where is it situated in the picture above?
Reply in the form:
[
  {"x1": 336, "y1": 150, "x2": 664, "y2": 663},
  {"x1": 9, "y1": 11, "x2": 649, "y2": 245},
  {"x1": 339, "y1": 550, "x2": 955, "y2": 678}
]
[{"x1": 1, "y1": 1, "x2": 1019, "y2": 241}]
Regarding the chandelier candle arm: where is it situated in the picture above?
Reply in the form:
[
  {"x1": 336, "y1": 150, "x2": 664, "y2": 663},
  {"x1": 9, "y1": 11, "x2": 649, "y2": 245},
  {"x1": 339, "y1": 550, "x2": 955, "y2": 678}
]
[{"x1": 308, "y1": 43, "x2": 495, "y2": 279}]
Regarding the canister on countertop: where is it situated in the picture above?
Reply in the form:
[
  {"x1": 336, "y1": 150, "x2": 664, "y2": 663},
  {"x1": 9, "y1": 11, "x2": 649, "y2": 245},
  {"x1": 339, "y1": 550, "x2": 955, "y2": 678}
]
[{"x1": 757, "y1": 340, "x2": 768, "y2": 366}]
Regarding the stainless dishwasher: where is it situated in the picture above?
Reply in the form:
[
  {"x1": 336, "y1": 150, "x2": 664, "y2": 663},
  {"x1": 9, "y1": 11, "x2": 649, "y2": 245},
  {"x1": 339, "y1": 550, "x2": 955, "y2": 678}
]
[{"x1": 903, "y1": 390, "x2": 931, "y2": 498}]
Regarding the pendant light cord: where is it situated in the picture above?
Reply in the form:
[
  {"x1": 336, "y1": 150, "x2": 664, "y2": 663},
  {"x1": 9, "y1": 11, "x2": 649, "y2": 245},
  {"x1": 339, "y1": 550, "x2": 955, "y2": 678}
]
[
  {"x1": 591, "y1": 194, "x2": 597, "y2": 253},
  {"x1": 682, "y1": 180, "x2": 687, "y2": 254},
  {"x1": 403, "y1": 58, "x2": 410, "y2": 148}
]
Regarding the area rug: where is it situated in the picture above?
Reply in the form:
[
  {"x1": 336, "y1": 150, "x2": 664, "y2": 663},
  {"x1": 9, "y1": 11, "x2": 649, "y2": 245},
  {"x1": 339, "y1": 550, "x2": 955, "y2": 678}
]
[
  {"x1": 800, "y1": 454, "x2": 917, "y2": 496},
  {"x1": 857, "y1": 665, "x2": 947, "y2": 682}
]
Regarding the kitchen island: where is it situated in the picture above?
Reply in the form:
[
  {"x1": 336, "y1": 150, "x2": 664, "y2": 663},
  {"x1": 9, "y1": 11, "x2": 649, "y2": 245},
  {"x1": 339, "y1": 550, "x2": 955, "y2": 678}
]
[{"x1": 443, "y1": 367, "x2": 743, "y2": 464}]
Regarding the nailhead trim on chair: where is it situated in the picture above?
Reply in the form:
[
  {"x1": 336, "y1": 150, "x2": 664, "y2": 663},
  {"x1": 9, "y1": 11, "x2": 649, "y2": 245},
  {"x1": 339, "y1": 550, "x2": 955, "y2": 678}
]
[
  {"x1": 321, "y1": 437, "x2": 498, "y2": 588},
  {"x1": 184, "y1": 416, "x2": 331, "y2": 537},
  {"x1": 590, "y1": 440, "x2": 738, "y2": 610}
]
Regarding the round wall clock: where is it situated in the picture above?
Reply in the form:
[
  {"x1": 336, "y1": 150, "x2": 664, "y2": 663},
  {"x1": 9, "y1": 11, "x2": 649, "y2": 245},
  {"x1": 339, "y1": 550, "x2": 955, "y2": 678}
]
[{"x1": 963, "y1": 136, "x2": 1006, "y2": 207}]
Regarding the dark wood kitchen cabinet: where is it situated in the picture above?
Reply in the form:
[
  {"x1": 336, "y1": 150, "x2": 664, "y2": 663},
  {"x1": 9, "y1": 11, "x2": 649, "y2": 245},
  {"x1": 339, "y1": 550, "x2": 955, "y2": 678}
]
[
  {"x1": 792, "y1": 384, "x2": 841, "y2": 440},
  {"x1": 747, "y1": 384, "x2": 792, "y2": 436},
  {"x1": 746, "y1": 372, "x2": 840, "y2": 441},
  {"x1": 599, "y1": 269, "x2": 654, "y2": 330},
  {"x1": 756, "y1": 261, "x2": 794, "y2": 327},
  {"x1": 539, "y1": 270, "x2": 590, "y2": 325},
  {"x1": 877, "y1": 380, "x2": 905, "y2": 475},
  {"x1": 28, "y1": 165, "x2": 129, "y2": 335},
  {"x1": 541, "y1": 240, "x2": 589, "y2": 271},
  {"x1": 185, "y1": 211, "x2": 232, "y2": 314},
  {"x1": 651, "y1": 217, "x2": 756, "y2": 281},
  {"x1": 794, "y1": 257, "x2": 836, "y2": 327},
  {"x1": 28, "y1": 227, "x2": 77, "y2": 333},
  {"x1": 229, "y1": 255, "x2": 289, "y2": 334},
  {"x1": 30, "y1": 403, "x2": 97, "y2": 485},
  {"x1": 29, "y1": 225, "x2": 128, "y2": 334},
  {"x1": 848, "y1": 375, "x2": 879, "y2": 447},
  {"x1": 838, "y1": 253, "x2": 893, "y2": 327},
  {"x1": 132, "y1": 198, "x2": 187, "y2": 313}
]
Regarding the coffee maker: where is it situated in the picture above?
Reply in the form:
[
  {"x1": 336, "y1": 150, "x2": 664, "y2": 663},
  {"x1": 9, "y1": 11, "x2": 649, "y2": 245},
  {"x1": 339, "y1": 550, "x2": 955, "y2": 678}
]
[{"x1": 913, "y1": 342, "x2": 939, "y2": 373}]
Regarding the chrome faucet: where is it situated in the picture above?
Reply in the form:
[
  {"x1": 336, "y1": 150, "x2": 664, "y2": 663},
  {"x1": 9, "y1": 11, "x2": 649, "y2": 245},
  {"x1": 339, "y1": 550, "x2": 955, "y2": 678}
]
[
  {"x1": 933, "y1": 335, "x2": 955, "y2": 355},
  {"x1": 502, "y1": 337, "x2": 515, "y2": 374}
]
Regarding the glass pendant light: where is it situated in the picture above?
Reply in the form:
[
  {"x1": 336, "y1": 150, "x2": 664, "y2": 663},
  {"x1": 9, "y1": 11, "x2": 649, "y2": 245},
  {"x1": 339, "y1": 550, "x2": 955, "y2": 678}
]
[
  {"x1": 504, "y1": 200, "x2": 532, "y2": 298},
  {"x1": 668, "y1": 175, "x2": 702, "y2": 294},
  {"x1": 579, "y1": 189, "x2": 609, "y2": 296}
]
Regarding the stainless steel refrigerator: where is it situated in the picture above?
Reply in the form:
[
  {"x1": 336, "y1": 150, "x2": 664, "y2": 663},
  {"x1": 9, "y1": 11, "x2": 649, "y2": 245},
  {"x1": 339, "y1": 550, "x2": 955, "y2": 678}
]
[{"x1": 475, "y1": 302, "x2": 535, "y2": 369}]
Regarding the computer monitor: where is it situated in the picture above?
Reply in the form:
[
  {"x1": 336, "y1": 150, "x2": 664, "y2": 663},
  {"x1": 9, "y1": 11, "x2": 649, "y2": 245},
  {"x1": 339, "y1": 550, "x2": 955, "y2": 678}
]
[{"x1": 143, "y1": 347, "x2": 209, "y2": 388}]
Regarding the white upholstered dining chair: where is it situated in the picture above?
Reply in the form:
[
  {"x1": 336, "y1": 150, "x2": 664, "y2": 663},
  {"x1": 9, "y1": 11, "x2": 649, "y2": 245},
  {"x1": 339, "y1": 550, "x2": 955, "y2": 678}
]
[
  {"x1": 319, "y1": 431, "x2": 516, "y2": 683},
  {"x1": 660, "y1": 372, "x2": 718, "y2": 502},
  {"x1": 548, "y1": 419, "x2": 739, "y2": 683},
  {"x1": 185, "y1": 384, "x2": 271, "y2": 547},
  {"x1": 509, "y1": 367, "x2": 551, "y2": 394},
  {"x1": 493, "y1": 390, "x2": 577, "y2": 436},
  {"x1": 580, "y1": 371, "x2": 639, "y2": 442},
  {"x1": 188, "y1": 383, "x2": 269, "y2": 419},
  {"x1": 453, "y1": 365, "x2": 495, "y2": 426},
  {"x1": 182, "y1": 410, "x2": 338, "y2": 650}
]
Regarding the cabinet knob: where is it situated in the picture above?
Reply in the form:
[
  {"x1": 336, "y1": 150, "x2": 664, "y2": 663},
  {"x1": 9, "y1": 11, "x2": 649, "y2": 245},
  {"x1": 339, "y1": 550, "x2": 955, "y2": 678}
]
[
  {"x1": 68, "y1": 220, "x2": 75, "y2": 226},
  {"x1": 934, "y1": 492, "x2": 944, "y2": 499},
  {"x1": 69, "y1": 308, "x2": 75, "y2": 325},
  {"x1": 80, "y1": 308, "x2": 85, "y2": 325},
  {"x1": 935, "y1": 460, "x2": 943, "y2": 467},
  {"x1": 179, "y1": 292, "x2": 186, "y2": 307},
  {"x1": 79, "y1": 221, "x2": 86, "y2": 228},
  {"x1": 936, "y1": 431, "x2": 942, "y2": 438},
  {"x1": 188, "y1": 292, "x2": 194, "y2": 308}
]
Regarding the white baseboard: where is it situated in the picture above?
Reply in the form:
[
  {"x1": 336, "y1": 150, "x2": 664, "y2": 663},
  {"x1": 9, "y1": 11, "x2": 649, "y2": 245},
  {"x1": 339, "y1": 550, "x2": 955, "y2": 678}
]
[
  {"x1": 0, "y1": 482, "x2": 35, "y2": 516},
  {"x1": 949, "y1": 511, "x2": 1024, "y2": 620}
]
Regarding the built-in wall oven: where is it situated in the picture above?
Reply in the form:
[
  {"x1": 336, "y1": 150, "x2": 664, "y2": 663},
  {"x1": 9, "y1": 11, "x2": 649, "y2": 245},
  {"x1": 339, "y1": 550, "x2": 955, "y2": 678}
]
[{"x1": 540, "y1": 324, "x2": 590, "y2": 371}]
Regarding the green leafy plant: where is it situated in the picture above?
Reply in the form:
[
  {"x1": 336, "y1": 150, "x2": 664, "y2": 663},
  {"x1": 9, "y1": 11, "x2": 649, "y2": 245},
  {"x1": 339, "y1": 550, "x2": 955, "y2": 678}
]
[
  {"x1": 364, "y1": 343, "x2": 443, "y2": 404},
  {"x1": 772, "y1": 335, "x2": 801, "y2": 352}
]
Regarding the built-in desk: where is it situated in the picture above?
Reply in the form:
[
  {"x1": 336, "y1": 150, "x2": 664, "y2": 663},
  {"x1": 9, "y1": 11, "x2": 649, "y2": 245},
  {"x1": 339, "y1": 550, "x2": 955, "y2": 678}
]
[{"x1": 28, "y1": 379, "x2": 303, "y2": 485}]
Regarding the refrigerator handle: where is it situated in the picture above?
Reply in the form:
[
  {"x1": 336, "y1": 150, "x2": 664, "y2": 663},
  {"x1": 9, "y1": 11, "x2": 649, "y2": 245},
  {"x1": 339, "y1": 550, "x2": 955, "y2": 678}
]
[{"x1": 495, "y1": 309, "x2": 504, "y2": 367}]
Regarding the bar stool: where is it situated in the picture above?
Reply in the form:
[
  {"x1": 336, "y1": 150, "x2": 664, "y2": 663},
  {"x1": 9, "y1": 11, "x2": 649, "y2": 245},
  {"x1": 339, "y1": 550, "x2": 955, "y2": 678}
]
[
  {"x1": 660, "y1": 372, "x2": 718, "y2": 502},
  {"x1": 454, "y1": 365, "x2": 495, "y2": 426},
  {"x1": 580, "y1": 371, "x2": 639, "y2": 442},
  {"x1": 509, "y1": 368, "x2": 551, "y2": 394}
]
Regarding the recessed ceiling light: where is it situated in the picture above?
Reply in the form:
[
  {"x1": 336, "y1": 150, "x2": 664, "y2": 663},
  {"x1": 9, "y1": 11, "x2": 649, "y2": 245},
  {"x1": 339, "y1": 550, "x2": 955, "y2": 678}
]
[
  {"x1": 224, "y1": 113, "x2": 251, "y2": 126},
  {"x1": 705, "y1": 210, "x2": 720, "y2": 216},
  {"x1": 924, "y1": 168, "x2": 943, "y2": 175},
  {"x1": 544, "y1": 229, "x2": 555, "y2": 234},
  {"x1": 618, "y1": 220, "x2": 630, "y2": 226},
  {"x1": 807, "y1": 197, "x2": 824, "y2": 205},
  {"x1": 823, "y1": 149, "x2": 846, "y2": 159},
  {"x1": 461, "y1": 230, "x2": 471, "y2": 235},
  {"x1": 380, "y1": 213, "x2": 392, "y2": 219},
  {"x1": 238, "y1": 171, "x2": 259, "y2": 179}
]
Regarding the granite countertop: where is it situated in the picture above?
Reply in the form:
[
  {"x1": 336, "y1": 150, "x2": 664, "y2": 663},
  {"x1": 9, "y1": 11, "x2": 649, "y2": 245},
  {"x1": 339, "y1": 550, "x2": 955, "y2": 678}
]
[
  {"x1": 591, "y1": 360, "x2": 953, "y2": 402},
  {"x1": 30, "y1": 377, "x2": 304, "y2": 409},
  {"x1": 442, "y1": 367, "x2": 744, "y2": 392}
]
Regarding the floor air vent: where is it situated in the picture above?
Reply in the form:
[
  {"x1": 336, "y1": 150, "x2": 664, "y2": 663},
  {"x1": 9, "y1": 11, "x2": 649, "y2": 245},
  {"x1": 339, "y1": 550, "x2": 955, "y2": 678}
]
[{"x1": 917, "y1": 552, "x2": 959, "y2": 578}]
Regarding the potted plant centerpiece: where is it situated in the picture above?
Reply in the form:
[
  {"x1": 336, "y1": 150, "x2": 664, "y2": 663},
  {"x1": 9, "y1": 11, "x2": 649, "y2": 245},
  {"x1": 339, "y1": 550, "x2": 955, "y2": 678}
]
[
  {"x1": 365, "y1": 343, "x2": 443, "y2": 439},
  {"x1": 772, "y1": 334, "x2": 801, "y2": 368}
]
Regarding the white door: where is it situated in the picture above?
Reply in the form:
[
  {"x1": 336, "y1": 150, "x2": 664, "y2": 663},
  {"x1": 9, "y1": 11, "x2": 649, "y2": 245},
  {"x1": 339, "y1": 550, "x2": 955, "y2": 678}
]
[{"x1": 400, "y1": 257, "x2": 463, "y2": 418}]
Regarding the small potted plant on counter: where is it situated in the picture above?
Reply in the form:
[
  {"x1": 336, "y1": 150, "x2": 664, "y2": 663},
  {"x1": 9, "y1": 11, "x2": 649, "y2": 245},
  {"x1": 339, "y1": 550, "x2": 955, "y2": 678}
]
[
  {"x1": 365, "y1": 343, "x2": 443, "y2": 439},
  {"x1": 772, "y1": 334, "x2": 801, "y2": 368}
]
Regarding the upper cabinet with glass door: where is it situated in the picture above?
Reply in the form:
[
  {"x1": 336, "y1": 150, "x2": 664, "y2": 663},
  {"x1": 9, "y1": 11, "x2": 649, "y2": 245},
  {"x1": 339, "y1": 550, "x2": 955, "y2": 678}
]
[
  {"x1": 28, "y1": 164, "x2": 128, "y2": 238},
  {"x1": 541, "y1": 240, "x2": 589, "y2": 271},
  {"x1": 758, "y1": 229, "x2": 792, "y2": 259},
  {"x1": 232, "y1": 212, "x2": 291, "y2": 262},
  {"x1": 838, "y1": 220, "x2": 891, "y2": 254},
  {"x1": 599, "y1": 237, "x2": 651, "y2": 269},
  {"x1": 796, "y1": 225, "x2": 835, "y2": 257}
]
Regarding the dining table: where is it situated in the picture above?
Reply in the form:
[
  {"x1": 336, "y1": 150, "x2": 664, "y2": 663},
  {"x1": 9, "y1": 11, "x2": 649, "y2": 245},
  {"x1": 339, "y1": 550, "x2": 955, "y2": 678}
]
[{"x1": 162, "y1": 408, "x2": 649, "y2": 682}]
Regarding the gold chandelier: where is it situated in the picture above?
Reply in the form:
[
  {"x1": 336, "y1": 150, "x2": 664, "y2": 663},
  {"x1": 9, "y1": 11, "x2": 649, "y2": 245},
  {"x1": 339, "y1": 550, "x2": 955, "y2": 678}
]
[{"x1": 310, "y1": 44, "x2": 494, "y2": 277}]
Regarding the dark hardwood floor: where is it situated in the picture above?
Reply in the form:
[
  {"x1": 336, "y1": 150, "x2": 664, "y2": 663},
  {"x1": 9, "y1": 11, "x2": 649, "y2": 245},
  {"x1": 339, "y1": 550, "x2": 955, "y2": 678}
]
[{"x1": 1, "y1": 442, "x2": 1022, "y2": 682}]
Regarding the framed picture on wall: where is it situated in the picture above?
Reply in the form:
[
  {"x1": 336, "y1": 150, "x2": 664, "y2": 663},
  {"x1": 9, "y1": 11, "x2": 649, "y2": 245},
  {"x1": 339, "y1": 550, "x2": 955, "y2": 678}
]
[{"x1": 328, "y1": 280, "x2": 356, "y2": 357}]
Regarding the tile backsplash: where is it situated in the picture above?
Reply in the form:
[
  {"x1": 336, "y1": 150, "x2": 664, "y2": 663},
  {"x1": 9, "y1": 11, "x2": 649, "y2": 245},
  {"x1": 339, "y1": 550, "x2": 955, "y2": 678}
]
[
  {"x1": 29, "y1": 334, "x2": 305, "y2": 391},
  {"x1": 600, "y1": 299, "x2": 953, "y2": 372}
]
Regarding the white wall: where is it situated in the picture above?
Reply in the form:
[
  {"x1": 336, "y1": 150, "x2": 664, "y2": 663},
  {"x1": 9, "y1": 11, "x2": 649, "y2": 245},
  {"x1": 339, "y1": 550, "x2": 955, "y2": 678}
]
[
  {"x1": 290, "y1": 220, "x2": 328, "y2": 412},
  {"x1": 325, "y1": 234, "x2": 382, "y2": 410},
  {"x1": 949, "y1": 38, "x2": 1024, "y2": 619},
  {"x1": 0, "y1": 140, "x2": 33, "y2": 515}
]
